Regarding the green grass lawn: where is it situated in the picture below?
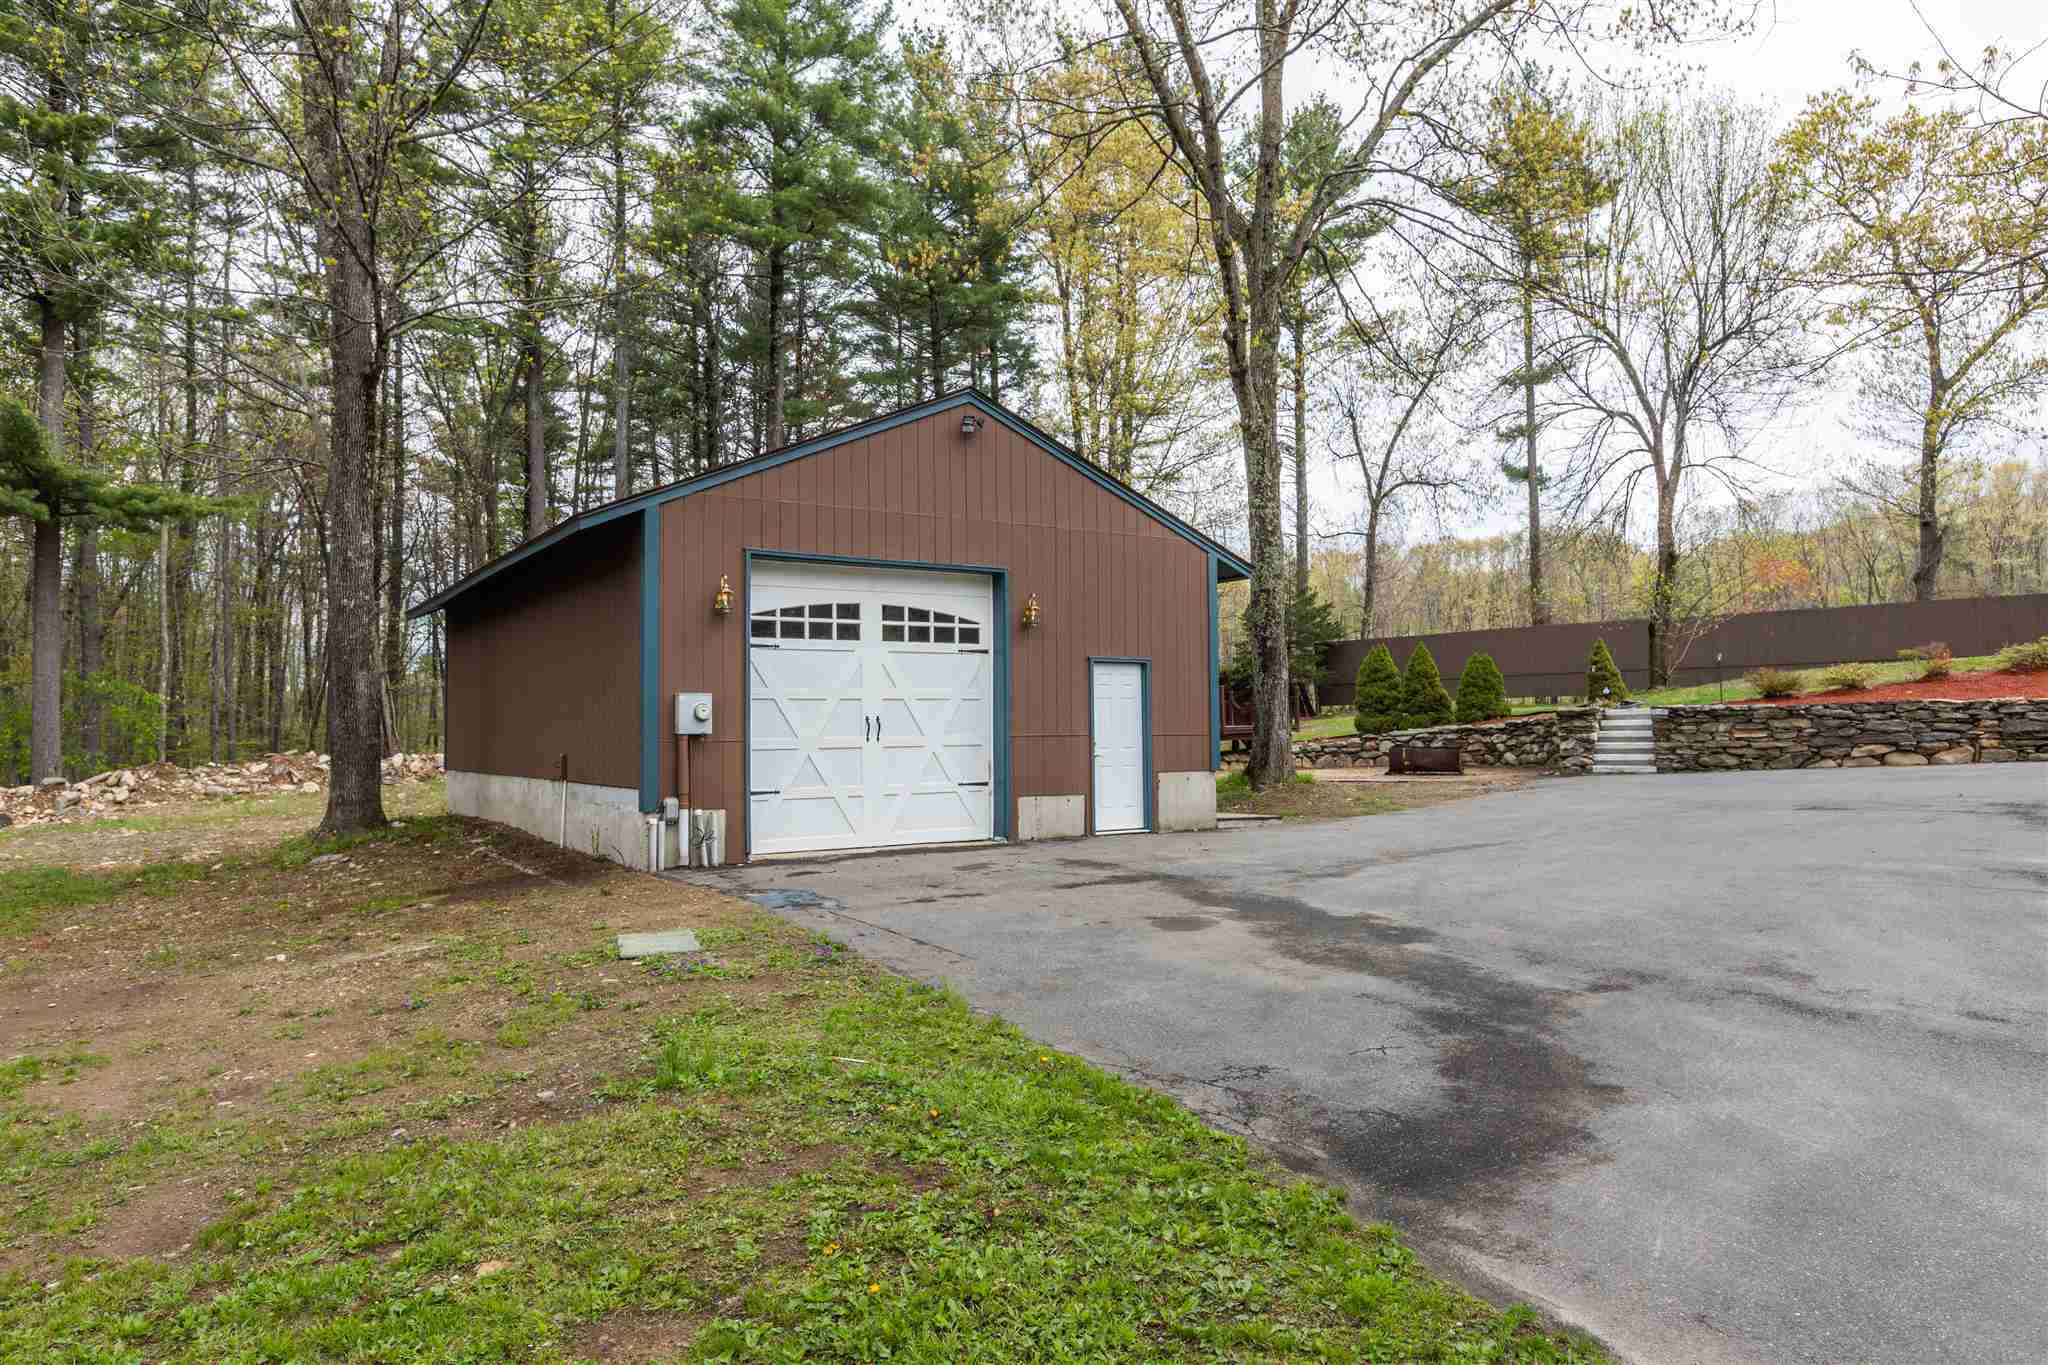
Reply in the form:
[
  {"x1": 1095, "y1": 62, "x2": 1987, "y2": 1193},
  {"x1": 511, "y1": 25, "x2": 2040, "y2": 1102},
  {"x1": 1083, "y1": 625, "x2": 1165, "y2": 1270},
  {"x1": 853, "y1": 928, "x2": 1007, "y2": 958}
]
[
  {"x1": 0, "y1": 789, "x2": 1605, "y2": 1362},
  {"x1": 1628, "y1": 653, "x2": 2001, "y2": 707},
  {"x1": 1287, "y1": 654, "x2": 2008, "y2": 733},
  {"x1": 1291, "y1": 706, "x2": 1553, "y2": 743}
]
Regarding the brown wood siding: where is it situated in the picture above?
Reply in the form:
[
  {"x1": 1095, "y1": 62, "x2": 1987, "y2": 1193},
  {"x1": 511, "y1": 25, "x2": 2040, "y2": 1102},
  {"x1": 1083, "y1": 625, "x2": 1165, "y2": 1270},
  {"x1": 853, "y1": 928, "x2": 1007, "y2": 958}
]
[
  {"x1": 447, "y1": 516, "x2": 640, "y2": 788},
  {"x1": 660, "y1": 411, "x2": 1213, "y2": 853}
]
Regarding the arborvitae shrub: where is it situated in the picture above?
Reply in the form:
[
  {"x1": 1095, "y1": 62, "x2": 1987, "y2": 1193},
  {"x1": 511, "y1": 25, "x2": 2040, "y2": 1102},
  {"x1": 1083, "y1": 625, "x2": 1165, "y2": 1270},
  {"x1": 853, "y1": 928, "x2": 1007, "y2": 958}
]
[
  {"x1": 1352, "y1": 644, "x2": 1405, "y2": 734},
  {"x1": 1401, "y1": 643, "x2": 1455, "y2": 728},
  {"x1": 1455, "y1": 652, "x2": 1510, "y2": 723},
  {"x1": 1586, "y1": 638, "x2": 1628, "y2": 704}
]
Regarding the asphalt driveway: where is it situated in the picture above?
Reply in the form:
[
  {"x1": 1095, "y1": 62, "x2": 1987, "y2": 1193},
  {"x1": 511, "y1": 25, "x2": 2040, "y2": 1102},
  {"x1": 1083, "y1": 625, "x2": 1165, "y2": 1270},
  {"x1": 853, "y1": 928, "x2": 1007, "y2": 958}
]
[{"x1": 694, "y1": 765, "x2": 2048, "y2": 1364}]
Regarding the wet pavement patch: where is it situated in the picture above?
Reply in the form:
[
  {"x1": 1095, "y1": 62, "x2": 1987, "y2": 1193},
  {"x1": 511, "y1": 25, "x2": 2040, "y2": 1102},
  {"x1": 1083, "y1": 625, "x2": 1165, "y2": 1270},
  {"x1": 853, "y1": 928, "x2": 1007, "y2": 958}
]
[
  {"x1": 1144, "y1": 868, "x2": 1623, "y2": 1221},
  {"x1": 741, "y1": 888, "x2": 844, "y2": 913}
]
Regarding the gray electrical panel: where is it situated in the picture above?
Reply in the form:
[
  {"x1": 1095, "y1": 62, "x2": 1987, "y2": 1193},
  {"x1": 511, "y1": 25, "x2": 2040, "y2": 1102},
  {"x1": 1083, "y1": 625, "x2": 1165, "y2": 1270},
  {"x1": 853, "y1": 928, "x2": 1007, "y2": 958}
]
[{"x1": 674, "y1": 692, "x2": 714, "y2": 736}]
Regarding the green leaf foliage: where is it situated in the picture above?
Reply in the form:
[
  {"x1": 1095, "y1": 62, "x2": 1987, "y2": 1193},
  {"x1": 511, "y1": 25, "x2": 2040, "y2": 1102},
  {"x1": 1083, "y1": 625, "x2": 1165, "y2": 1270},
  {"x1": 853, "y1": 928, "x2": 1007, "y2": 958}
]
[
  {"x1": 1455, "y1": 651, "x2": 1510, "y2": 723},
  {"x1": 1228, "y1": 582, "x2": 1345, "y2": 692},
  {"x1": 1352, "y1": 643, "x2": 1404, "y2": 734},
  {"x1": 0, "y1": 399, "x2": 218, "y2": 530},
  {"x1": 1586, "y1": 637, "x2": 1628, "y2": 703},
  {"x1": 1400, "y1": 643, "x2": 1455, "y2": 728}
]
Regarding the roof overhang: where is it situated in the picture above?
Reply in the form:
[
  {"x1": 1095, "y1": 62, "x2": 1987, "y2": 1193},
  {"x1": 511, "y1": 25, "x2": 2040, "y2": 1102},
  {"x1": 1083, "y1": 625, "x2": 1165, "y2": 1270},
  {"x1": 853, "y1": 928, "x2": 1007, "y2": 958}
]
[{"x1": 409, "y1": 390, "x2": 1251, "y2": 619}]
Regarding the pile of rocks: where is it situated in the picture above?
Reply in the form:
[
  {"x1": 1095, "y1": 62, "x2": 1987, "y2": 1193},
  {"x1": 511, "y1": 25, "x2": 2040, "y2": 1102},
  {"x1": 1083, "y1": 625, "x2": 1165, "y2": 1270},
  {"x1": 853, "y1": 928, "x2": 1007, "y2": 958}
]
[
  {"x1": 0, "y1": 751, "x2": 445, "y2": 828},
  {"x1": 1294, "y1": 708, "x2": 1599, "y2": 774},
  {"x1": 1654, "y1": 700, "x2": 2048, "y2": 771}
]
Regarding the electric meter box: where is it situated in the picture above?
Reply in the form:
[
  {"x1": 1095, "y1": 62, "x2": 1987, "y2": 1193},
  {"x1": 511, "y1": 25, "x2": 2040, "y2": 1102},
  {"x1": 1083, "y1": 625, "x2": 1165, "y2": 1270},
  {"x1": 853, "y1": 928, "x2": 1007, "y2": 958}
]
[{"x1": 674, "y1": 692, "x2": 714, "y2": 736}]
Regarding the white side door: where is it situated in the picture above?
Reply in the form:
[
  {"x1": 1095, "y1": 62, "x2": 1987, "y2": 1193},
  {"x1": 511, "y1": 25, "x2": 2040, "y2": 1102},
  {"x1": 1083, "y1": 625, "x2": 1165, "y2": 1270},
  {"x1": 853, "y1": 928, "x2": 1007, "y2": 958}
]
[
  {"x1": 749, "y1": 562, "x2": 994, "y2": 856},
  {"x1": 1091, "y1": 660, "x2": 1146, "y2": 833}
]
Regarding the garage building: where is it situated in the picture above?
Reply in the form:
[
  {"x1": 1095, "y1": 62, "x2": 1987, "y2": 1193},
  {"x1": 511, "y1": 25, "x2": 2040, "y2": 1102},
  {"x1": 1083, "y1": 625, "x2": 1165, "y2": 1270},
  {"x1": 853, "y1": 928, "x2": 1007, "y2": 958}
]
[{"x1": 410, "y1": 390, "x2": 1251, "y2": 867}]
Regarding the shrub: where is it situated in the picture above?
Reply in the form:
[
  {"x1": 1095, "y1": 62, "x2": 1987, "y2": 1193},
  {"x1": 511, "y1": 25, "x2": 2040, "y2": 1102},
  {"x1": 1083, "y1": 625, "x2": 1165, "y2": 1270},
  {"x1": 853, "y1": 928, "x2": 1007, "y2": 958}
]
[
  {"x1": 1747, "y1": 665, "x2": 1802, "y2": 698},
  {"x1": 1351, "y1": 644, "x2": 1405, "y2": 734},
  {"x1": 1585, "y1": 638, "x2": 1628, "y2": 704},
  {"x1": 1400, "y1": 643, "x2": 1455, "y2": 728},
  {"x1": 1454, "y1": 652, "x2": 1510, "y2": 724},
  {"x1": 1898, "y1": 642, "x2": 1953, "y2": 680},
  {"x1": 1816, "y1": 663, "x2": 1876, "y2": 692},
  {"x1": 1996, "y1": 635, "x2": 2048, "y2": 674}
]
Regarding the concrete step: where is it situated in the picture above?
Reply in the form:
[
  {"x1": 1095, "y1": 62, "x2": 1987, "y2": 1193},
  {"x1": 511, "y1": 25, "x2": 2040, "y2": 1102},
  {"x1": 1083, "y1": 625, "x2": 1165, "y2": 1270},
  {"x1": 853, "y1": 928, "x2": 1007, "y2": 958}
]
[
  {"x1": 1590, "y1": 763, "x2": 1658, "y2": 774},
  {"x1": 1595, "y1": 739, "x2": 1654, "y2": 751}
]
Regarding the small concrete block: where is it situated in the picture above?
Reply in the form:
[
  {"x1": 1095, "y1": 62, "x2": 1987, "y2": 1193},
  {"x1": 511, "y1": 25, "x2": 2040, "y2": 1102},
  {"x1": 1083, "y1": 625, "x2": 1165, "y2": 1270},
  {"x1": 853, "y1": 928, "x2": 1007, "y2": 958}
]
[{"x1": 616, "y1": 929, "x2": 701, "y2": 958}]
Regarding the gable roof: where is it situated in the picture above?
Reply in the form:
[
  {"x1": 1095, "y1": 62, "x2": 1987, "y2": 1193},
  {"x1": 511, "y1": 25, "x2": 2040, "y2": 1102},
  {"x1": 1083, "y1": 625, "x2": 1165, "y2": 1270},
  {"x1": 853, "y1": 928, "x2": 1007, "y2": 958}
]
[{"x1": 409, "y1": 389, "x2": 1252, "y2": 618}]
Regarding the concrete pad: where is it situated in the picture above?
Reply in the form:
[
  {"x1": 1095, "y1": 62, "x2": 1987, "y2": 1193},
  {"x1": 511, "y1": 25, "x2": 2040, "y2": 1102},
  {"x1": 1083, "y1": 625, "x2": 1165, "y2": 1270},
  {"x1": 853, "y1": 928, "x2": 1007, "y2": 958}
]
[{"x1": 615, "y1": 929, "x2": 701, "y2": 958}]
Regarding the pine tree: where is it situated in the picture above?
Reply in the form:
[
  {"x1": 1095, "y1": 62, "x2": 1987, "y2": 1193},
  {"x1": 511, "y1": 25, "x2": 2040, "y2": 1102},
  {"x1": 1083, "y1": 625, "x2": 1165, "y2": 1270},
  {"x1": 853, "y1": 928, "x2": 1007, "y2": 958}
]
[
  {"x1": 1351, "y1": 643, "x2": 1403, "y2": 735},
  {"x1": 1455, "y1": 652, "x2": 1510, "y2": 723},
  {"x1": 0, "y1": 402, "x2": 212, "y2": 776},
  {"x1": 683, "y1": 0, "x2": 891, "y2": 451},
  {"x1": 857, "y1": 37, "x2": 1035, "y2": 405},
  {"x1": 1455, "y1": 81, "x2": 1611, "y2": 627},
  {"x1": 0, "y1": 0, "x2": 184, "y2": 781},
  {"x1": 1587, "y1": 638, "x2": 1628, "y2": 704},
  {"x1": 1401, "y1": 643, "x2": 1455, "y2": 728}
]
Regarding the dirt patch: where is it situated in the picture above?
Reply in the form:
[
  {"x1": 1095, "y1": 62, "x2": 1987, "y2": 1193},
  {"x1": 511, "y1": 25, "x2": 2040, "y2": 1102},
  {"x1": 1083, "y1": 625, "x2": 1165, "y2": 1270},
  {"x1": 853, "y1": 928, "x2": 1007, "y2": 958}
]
[
  {"x1": 563, "y1": 1308, "x2": 708, "y2": 1363},
  {"x1": 0, "y1": 789, "x2": 810, "y2": 1273},
  {"x1": 1223, "y1": 770, "x2": 1532, "y2": 820},
  {"x1": 1754, "y1": 668, "x2": 2048, "y2": 705}
]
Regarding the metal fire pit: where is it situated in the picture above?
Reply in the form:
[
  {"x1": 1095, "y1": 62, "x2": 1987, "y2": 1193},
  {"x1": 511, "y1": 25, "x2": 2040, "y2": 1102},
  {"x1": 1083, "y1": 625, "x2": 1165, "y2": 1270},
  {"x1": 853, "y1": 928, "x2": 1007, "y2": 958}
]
[{"x1": 1387, "y1": 744, "x2": 1464, "y2": 775}]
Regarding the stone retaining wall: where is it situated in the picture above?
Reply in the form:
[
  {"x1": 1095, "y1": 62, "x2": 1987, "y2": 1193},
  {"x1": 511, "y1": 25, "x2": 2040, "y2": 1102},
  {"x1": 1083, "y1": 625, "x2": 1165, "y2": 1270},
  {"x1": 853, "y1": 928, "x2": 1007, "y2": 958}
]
[
  {"x1": 1653, "y1": 700, "x2": 2048, "y2": 771},
  {"x1": 1294, "y1": 708, "x2": 1599, "y2": 774}
]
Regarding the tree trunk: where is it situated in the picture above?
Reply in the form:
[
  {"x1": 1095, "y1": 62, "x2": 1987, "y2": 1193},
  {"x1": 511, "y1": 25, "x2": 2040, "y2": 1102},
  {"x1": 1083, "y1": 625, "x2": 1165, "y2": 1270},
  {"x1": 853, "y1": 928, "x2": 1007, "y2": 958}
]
[
  {"x1": 608, "y1": 0, "x2": 632, "y2": 498},
  {"x1": 386, "y1": 339, "x2": 406, "y2": 685},
  {"x1": 1649, "y1": 477, "x2": 1679, "y2": 687},
  {"x1": 524, "y1": 335, "x2": 547, "y2": 539},
  {"x1": 1911, "y1": 387, "x2": 1943, "y2": 601},
  {"x1": 1291, "y1": 318, "x2": 1308, "y2": 597},
  {"x1": 302, "y1": 0, "x2": 387, "y2": 834},
  {"x1": 765, "y1": 241, "x2": 787, "y2": 451},
  {"x1": 74, "y1": 370, "x2": 102, "y2": 766},
  {"x1": 1232, "y1": 286, "x2": 1292, "y2": 787},
  {"x1": 29, "y1": 299, "x2": 68, "y2": 784},
  {"x1": 1361, "y1": 498, "x2": 1381, "y2": 636},
  {"x1": 1521, "y1": 287, "x2": 1550, "y2": 625},
  {"x1": 158, "y1": 520, "x2": 173, "y2": 762}
]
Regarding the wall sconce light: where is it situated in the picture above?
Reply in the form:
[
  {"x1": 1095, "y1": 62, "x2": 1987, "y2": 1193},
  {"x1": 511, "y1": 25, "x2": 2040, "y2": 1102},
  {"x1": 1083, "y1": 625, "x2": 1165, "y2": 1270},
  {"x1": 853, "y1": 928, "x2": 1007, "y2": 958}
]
[
  {"x1": 960, "y1": 412, "x2": 982, "y2": 437},
  {"x1": 1020, "y1": 593, "x2": 1040, "y2": 629},
  {"x1": 712, "y1": 575, "x2": 734, "y2": 616}
]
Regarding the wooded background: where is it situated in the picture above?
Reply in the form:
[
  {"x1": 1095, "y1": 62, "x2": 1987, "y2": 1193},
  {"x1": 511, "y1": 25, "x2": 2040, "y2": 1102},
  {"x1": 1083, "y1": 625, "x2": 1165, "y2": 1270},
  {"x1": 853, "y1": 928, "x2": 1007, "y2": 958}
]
[{"x1": 2, "y1": 0, "x2": 2040, "y2": 797}]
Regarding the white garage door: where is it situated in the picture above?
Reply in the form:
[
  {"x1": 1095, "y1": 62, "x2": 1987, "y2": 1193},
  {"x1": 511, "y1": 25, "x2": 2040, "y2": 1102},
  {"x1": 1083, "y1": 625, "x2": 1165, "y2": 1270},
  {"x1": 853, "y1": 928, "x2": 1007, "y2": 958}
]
[{"x1": 748, "y1": 562, "x2": 995, "y2": 856}]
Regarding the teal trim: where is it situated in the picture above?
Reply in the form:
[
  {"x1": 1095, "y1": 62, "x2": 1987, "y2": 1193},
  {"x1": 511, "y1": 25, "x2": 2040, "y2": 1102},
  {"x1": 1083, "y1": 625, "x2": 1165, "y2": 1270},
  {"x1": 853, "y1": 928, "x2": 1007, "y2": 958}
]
[
  {"x1": 1087, "y1": 656, "x2": 1154, "y2": 833},
  {"x1": 410, "y1": 390, "x2": 1249, "y2": 618},
  {"x1": 1207, "y1": 553, "x2": 1221, "y2": 769},
  {"x1": 639, "y1": 507, "x2": 660, "y2": 813},
  {"x1": 740, "y1": 549, "x2": 1012, "y2": 859}
]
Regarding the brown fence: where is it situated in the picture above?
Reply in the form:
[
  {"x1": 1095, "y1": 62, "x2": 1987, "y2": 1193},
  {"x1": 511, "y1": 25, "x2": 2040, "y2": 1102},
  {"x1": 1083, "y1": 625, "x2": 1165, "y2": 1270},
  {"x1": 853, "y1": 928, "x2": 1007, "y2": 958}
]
[{"x1": 1321, "y1": 593, "x2": 2048, "y2": 704}]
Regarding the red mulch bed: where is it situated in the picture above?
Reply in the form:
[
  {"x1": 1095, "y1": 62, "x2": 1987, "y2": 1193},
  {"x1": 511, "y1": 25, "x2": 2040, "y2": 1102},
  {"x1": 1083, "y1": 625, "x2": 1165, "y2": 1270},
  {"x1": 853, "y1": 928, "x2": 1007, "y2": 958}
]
[{"x1": 1752, "y1": 668, "x2": 2048, "y2": 706}]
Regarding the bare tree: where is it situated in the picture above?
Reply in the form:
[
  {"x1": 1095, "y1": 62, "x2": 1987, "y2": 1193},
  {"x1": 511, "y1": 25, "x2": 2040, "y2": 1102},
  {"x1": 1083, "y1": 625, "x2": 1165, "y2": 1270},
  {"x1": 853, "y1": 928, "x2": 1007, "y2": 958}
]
[
  {"x1": 1327, "y1": 261, "x2": 1495, "y2": 634},
  {"x1": 1853, "y1": 2, "x2": 2047, "y2": 128},
  {"x1": 1074, "y1": 0, "x2": 1743, "y2": 784},
  {"x1": 196, "y1": 0, "x2": 501, "y2": 833},
  {"x1": 1545, "y1": 94, "x2": 1809, "y2": 684}
]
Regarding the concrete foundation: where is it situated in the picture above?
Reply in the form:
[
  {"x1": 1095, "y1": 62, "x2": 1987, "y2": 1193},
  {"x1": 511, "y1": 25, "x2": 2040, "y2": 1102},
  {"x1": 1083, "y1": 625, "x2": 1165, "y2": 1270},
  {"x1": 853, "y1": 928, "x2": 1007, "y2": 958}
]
[
  {"x1": 1156, "y1": 770, "x2": 1218, "y2": 831},
  {"x1": 448, "y1": 770, "x2": 659, "y2": 870},
  {"x1": 1016, "y1": 794, "x2": 1085, "y2": 841}
]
